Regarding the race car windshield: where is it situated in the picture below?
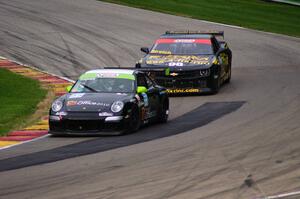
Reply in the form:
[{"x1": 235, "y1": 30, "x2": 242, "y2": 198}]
[
  {"x1": 150, "y1": 39, "x2": 213, "y2": 55},
  {"x1": 71, "y1": 78, "x2": 135, "y2": 93}
]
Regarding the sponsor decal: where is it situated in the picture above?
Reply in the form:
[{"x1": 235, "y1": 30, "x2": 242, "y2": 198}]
[
  {"x1": 146, "y1": 55, "x2": 210, "y2": 65},
  {"x1": 150, "y1": 50, "x2": 172, "y2": 55},
  {"x1": 55, "y1": 111, "x2": 68, "y2": 116},
  {"x1": 99, "y1": 112, "x2": 113, "y2": 117},
  {"x1": 167, "y1": 88, "x2": 200, "y2": 93},
  {"x1": 77, "y1": 101, "x2": 110, "y2": 107},
  {"x1": 69, "y1": 93, "x2": 85, "y2": 99},
  {"x1": 66, "y1": 100, "x2": 110, "y2": 107},
  {"x1": 67, "y1": 100, "x2": 77, "y2": 106},
  {"x1": 96, "y1": 73, "x2": 118, "y2": 78},
  {"x1": 155, "y1": 39, "x2": 211, "y2": 44},
  {"x1": 175, "y1": 39, "x2": 195, "y2": 43}
]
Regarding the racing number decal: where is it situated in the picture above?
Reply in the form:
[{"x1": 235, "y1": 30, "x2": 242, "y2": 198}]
[{"x1": 168, "y1": 62, "x2": 183, "y2": 67}]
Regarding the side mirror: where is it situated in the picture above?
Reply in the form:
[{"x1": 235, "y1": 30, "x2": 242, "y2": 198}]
[
  {"x1": 137, "y1": 86, "x2": 148, "y2": 94},
  {"x1": 66, "y1": 85, "x2": 72, "y2": 92},
  {"x1": 141, "y1": 47, "x2": 149, "y2": 54}
]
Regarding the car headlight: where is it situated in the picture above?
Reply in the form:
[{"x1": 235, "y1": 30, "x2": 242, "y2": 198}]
[
  {"x1": 52, "y1": 100, "x2": 63, "y2": 112},
  {"x1": 111, "y1": 101, "x2": 124, "y2": 113}
]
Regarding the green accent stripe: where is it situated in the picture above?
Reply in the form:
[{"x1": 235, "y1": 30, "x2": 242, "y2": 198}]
[
  {"x1": 117, "y1": 74, "x2": 135, "y2": 80},
  {"x1": 79, "y1": 73, "x2": 97, "y2": 80},
  {"x1": 79, "y1": 73, "x2": 135, "y2": 80}
]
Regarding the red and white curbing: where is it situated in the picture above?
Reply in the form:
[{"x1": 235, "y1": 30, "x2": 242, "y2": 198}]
[{"x1": 0, "y1": 56, "x2": 74, "y2": 150}]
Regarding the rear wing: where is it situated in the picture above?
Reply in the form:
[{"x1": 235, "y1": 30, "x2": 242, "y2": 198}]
[
  {"x1": 103, "y1": 66, "x2": 168, "y2": 74},
  {"x1": 165, "y1": 30, "x2": 224, "y2": 39}
]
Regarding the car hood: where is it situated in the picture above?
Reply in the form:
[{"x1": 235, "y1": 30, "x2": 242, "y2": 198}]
[
  {"x1": 143, "y1": 54, "x2": 214, "y2": 69},
  {"x1": 64, "y1": 92, "x2": 133, "y2": 112}
]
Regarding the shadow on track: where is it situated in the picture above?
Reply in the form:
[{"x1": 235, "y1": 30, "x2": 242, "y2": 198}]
[{"x1": 0, "y1": 101, "x2": 244, "y2": 172}]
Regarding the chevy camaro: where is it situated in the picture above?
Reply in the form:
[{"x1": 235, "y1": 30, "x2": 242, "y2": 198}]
[{"x1": 136, "y1": 31, "x2": 232, "y2": 94}]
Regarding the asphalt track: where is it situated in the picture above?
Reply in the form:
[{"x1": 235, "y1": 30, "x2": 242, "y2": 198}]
[{"x1": 0, "y1": 0, "x2": 300, "y2": 198}]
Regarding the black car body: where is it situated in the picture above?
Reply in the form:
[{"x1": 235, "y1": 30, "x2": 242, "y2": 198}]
[
  {"x1": 136, "y1": 31, "x2": 232, "y2": 94},
  {"x1": 49, "y1": 69, "x2": 169, "y2": 135}
]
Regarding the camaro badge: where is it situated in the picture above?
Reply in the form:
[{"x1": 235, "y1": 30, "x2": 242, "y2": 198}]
[{"x1": 170, "y1": 72, "x2": 178, "y2": 77}]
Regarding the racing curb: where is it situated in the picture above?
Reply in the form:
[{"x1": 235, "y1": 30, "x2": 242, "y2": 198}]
[{"x1": 0, "y1": 57, "x2": 74, "y2": 150}]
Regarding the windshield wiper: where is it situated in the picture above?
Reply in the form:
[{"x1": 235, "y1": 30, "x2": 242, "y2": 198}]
[{"x1": 80, "y1": 83, "x2": 98, "y2": 92}]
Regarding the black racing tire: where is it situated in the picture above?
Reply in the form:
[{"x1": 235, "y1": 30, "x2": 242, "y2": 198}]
[
  {"x1": 157, "y1": 99, "x2": 169, "y2": 123},
  {"x1": 211, "y1": 75, "x2": 221, "y2": 94},
  {"x1": 122, "y1": 105, "x2": 141, "y2": 134}
]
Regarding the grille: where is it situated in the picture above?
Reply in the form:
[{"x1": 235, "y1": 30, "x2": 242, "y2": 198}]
[
  {"x1": 156, "y1": 78, "x2": 207, "y2": 88},
  {"x1": 66, "y1": 120, "x2": 103, "y2": 131},
  {"x1": 152, "y1": 69, "x2": 209, "y2": 89}
]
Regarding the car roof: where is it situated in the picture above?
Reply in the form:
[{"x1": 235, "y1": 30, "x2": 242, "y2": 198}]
[
  {"x1": 160, "y1": 34, "x2": 212, "y2": 39},
  {"x1": 85, "y1": 69, "x2": 135, "y2": 75}
]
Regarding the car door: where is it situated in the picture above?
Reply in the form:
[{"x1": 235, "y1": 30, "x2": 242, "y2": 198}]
[
  {"x1": 212, "y1": 37, "x2": 228, "y2": 81},
  {"x1": 145, "y1": 74, "x2": 160, "y2": 118},
  {"x1": 136, "y1": 73, "x2": 159, "y2": 119}
]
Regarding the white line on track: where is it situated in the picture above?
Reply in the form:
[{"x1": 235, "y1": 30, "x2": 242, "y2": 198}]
[
  {"x1": 0, "y1": 134, "x2": 50, "y2": 151},
  {"x1": 257, "y1": 190, "x2": 300, "y2": 199}
]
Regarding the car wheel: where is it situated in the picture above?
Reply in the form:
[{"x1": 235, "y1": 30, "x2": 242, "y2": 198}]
[
  {"x1": 211, "y1": 75, "x2": 221, "y2": 94},
  {"x1": 123, "y1": 105, "x2": 140, "y2": 134},
  {"x1": 158, "y1": 99, "x2": 169, "y2": 123}
]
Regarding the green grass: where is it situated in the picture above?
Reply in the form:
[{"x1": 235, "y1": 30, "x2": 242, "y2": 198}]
[
  {"x1": 0, "y1": 68, "x2": 47, "y2": 135},
  {"x1": 101, "y1": 0, "x2": 300, "y2": 37}
]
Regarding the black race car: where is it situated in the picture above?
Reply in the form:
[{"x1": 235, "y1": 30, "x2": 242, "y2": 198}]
[
  {"x1": 49, "y1": 69, "x2": 169, "y2": 135},
  {"x1": 136, "y1": 31, "x2": 232, "y2": 94}
]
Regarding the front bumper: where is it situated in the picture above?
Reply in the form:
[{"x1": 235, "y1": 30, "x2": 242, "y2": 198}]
[
  {"x1": 49, "y1": 114, "x2": 126, "y2": 135},
  {"x1": 166, "y1": 87, "x2": 212, "y2": 94},
  {"x1": 153, "y1": 70, "x2": 214, "y2": 94}
]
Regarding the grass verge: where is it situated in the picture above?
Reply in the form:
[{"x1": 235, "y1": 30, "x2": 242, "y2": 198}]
[
  {"x1": 0, "y1": 68, "x2": 47, "y2": 136},
  {"x1": 101, "y1": 0, "x2": 300, "y2": 37}
]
